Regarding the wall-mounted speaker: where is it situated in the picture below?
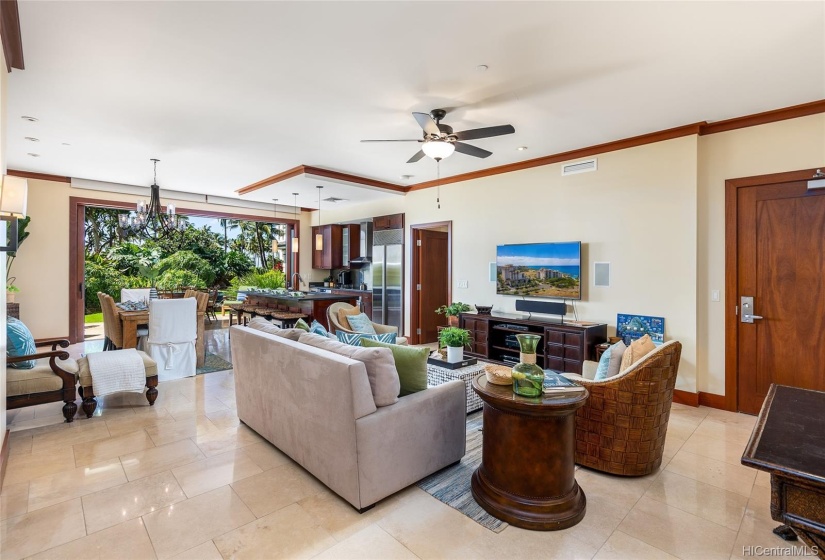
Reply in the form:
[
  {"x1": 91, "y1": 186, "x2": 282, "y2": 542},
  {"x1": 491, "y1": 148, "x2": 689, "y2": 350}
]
[
  {"x1": 594, "y1": 262, "x2": 610, "y2": 287},
  {"x1": 515, "y1": 299, "x2": 567, "y2": 316}
]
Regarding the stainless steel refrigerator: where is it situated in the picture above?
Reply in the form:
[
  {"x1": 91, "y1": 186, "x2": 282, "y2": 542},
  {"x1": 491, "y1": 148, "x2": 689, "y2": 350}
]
[{"x1": 372, "y1": 228, "x2": 404, "y2": 333}]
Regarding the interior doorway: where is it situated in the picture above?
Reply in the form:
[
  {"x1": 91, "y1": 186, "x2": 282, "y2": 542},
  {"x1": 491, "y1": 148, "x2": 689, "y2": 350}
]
[
  {"x1": 410, "y1": 221, "x2": 451, "y2": 345},
  {"x1": 725, "y1": 167, "x2": 825, "y2": 414}
]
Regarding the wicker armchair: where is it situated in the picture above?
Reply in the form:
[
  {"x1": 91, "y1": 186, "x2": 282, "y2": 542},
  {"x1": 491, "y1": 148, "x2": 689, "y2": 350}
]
[
  {"x1": 563, "y1": 340, "x2": 682, "y2": 476},
  {"x1": 326, "y1": 302, "x2": 408, "y2": 345}
]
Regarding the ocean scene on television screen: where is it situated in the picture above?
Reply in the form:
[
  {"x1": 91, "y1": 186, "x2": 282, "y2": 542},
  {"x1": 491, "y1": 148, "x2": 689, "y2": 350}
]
[
  {"x1": 496, "y1": 242, "x2": 581, "y2": 299},
  {"x1": 616, "y1": 314, "x2": 665, "y2": 345}
]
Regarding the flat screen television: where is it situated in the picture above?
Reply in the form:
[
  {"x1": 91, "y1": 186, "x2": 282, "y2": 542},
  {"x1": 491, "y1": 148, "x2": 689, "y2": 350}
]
[{"x1": 496, "y1": 241, "x2": 582, "y2": 300}]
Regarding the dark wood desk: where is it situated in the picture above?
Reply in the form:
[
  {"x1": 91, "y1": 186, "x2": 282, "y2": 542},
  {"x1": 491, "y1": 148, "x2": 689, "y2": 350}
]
[
  {"x1": 741, "y1": 384, "x2": 825, "y2": 558},
  {"x1": 471, "y1": 374, "x2": 589, "y2": 530}
]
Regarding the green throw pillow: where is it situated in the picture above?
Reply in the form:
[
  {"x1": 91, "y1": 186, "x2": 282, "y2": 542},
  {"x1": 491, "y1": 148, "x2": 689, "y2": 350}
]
[
  {"x1": 294, "y1": 318, "x2": 310, "y2": 332},
  {"x1": 361, "y1": 338, "x2": 429, "y2": 397}
]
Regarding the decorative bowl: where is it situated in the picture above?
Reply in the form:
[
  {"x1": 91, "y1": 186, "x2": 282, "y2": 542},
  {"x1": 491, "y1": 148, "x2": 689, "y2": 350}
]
[
  {"x1": 485, "y1": 364, "x2": 512, "y2": 385},
  {"x1": 475, "y1": 305, "x2": 493, "y2": 315}
]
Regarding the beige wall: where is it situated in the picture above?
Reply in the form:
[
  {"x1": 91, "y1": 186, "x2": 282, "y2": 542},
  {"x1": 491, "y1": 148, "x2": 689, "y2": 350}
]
[
  {"x1": 319, "y1": 136, "x2": 700, "y2": 393},
  {"x1": 314, "y1": 114, "x2": 825, "y2": 398},
  {"x1": 12, "y1": 112, "x2": 825, "y2": 401},
  {"x1": 14, "y1": 180, "x2": 313, "y2": 339},
  {"x1": 696, "y1": 114, "x2": 825, "y2": 394}
]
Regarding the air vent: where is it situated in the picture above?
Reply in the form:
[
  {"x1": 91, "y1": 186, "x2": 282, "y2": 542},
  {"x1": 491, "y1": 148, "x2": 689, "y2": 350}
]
[
  {"x1": 323, "y1": 197, "x2": 347, "y2": 203},
  {"x1": 561, "y1": 158, "x2": 597, "y2": 176}
]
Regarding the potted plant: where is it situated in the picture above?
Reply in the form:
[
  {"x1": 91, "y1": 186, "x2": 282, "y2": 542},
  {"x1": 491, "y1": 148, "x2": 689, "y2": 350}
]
[
  {"x1": 324, "y1": 275, "x2": 333, "y2": 287},
  {"x1": 6, "y1": 282, "x2": 19, "y2": 303},
  {"x1": 439, "y1": 327, "x2": 471, "y2": 363},
  {"x1": 435, "y1": 302, "x2": 472, "y2": 327}
]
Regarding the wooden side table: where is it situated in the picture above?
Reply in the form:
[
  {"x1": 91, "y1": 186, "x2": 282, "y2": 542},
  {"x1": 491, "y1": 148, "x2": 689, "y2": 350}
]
[
  {"x1": 594, "y1": 342, "x2": 610, "y2": 361},
  {"x1": 471, "y1": 374, "x2": 589, "y2": 530},
  {"x1": 741, "y1": 384, "x2": 825, "y2": 557}
]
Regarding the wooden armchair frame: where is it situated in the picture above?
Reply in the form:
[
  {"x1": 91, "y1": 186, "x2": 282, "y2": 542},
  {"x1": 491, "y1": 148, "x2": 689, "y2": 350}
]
[{"x1": 7, "y1": 338, "x2": 78, "y2": 423}]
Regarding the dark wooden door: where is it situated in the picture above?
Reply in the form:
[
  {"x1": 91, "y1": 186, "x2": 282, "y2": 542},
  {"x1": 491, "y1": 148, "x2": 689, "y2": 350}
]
[
  {"x1": 417, "y1": 230, "x2": 449, "y2": 343},
  {"x1": 737, "y1": 180, "x2": 825, "y2": 414}
]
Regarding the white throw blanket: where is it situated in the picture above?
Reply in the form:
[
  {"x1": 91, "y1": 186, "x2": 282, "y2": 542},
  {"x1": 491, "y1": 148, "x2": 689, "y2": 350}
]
[{"x1": 87, "y1": 349, "x2": 146, "y2": 396}]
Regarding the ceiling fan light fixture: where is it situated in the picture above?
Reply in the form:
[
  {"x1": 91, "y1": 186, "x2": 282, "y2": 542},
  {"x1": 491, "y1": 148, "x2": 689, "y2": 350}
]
[{"x1": 422, "y1": 140, "x2": 455, "y2": 161}]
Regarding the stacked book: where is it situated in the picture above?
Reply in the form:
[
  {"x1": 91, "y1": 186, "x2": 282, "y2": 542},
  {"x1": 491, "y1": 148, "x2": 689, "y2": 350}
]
[{"x1": 542, "y1": 370, "x2": 586, "y2": 394}]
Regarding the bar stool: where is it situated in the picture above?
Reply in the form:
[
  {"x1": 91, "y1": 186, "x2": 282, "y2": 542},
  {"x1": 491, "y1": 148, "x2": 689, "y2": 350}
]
[{"x1": 269, "y1": 311, "x2": 308, "y2": 329}]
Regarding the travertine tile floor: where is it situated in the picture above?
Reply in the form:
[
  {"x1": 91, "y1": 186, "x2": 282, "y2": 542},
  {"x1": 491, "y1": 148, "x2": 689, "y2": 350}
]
[{"x1": 1, "y1": 336, "x2": 809, "y2": 559}]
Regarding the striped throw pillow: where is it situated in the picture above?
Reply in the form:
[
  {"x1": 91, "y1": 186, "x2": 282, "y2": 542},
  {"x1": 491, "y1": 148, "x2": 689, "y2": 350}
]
[{"x1": 336, "y1": 332, "x2": 397, "y2": 346}]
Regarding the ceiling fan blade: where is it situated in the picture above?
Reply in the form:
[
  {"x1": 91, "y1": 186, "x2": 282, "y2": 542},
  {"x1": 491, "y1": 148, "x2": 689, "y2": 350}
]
[
  {"x1": 454, "y1": 142, "x2": 492, "y2": 159},
  {"x1": 360, "y1": 139, "x2": 423, "y2": 142},
  {"x1": 407, "y1": 150, "x2": 426, "y2": 163},
  {"x1": 412, "y1": 112, "x2": 440, "y2": 136},
  {"x1": 454, "y1": 124, "x2": 515, "y2": 141}
]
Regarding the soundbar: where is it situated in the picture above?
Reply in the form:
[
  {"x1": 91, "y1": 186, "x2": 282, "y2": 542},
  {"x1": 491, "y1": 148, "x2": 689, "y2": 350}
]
[{"x1": 515, "y1": 299, "x2": 567, "y2": 316}]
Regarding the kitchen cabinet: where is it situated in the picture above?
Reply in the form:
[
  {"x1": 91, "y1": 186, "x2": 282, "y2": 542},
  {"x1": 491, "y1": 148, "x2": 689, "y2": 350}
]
[
  {"x1": 342, "y1": 224, "x2": 361, "y2": 266},
  {"x1": 373, "y1": 213, "x2": 404, "y2": 231},
  {"x1": 312, "y1": 224, "x2": 343, "y2": 270}
]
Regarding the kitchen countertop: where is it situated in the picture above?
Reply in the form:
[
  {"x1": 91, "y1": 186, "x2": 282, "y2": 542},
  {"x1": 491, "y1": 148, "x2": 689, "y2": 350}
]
[{"x1": 246, "y1": 292, "x2": 359, "y2": 301}]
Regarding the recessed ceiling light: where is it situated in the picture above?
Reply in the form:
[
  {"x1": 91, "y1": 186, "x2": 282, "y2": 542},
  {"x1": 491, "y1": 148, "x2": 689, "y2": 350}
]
[
  {"x1": 21, "y1": 116, "x2": 38, "y2": 122},
  {"x1": 25, "y1": 137, "x2": 39, "y2": 142},
  {"x1": 517, "y1": 146, "x2": 528, "y2": 151},
  {"x1": 27, "y1": 153, "x2": 40, "y2": 157},
  {"x1": 476, "y1": 64, "x2": 489, "y2": 72},
  {"x1": 399, "y1": 174, "x2": 414, "y2": 180}
]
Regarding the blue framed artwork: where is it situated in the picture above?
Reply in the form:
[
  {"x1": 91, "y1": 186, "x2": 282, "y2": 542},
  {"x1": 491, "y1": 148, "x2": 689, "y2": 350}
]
[{"x1": 616, "y1": 314, "x2": 665, "y2": 345}]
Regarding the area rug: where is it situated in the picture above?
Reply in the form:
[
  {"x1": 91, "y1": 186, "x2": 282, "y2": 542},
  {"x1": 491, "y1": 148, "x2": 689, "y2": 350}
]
[
  {"x1": 416, "y1": 412, "x2": 509, "y2": 533},
  {"x1": 196, "y1": 352, "x2": 233, "y2": 375}
]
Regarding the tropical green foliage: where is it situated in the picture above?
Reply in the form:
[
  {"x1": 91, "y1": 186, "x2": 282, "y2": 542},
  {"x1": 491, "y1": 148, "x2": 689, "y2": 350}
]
[
  {"x1": 233, "y1": 270, "x2": 286, "y2": 291},
  {"x1": 83, "y1": 207, "x2": 288, "y2": 313},
  {"x1": 6, "y1": 215, "x2": 31, "y2": 286},
  {"x1": 438, "y1": 327, "x2": 472, "y2": 348},
  {"x1": 435, "y1": 302, "x2": 473, "y2": 317}
]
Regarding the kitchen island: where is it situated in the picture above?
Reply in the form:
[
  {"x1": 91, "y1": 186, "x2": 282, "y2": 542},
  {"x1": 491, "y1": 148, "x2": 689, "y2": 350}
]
[{"x1": 242, "y1": 292, "x2": 358, "y2": 330}]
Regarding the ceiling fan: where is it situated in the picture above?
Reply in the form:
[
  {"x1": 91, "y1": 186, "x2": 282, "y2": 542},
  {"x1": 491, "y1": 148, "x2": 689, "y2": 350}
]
[{"x1": 361, "y1": 109, "x2": 515, "y2": 163}]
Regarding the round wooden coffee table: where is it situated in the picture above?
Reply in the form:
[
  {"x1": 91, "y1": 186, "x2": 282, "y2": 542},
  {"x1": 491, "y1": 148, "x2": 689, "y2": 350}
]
[{"x1": 471, "y1": 374, "x2": 589, "y2": 530}]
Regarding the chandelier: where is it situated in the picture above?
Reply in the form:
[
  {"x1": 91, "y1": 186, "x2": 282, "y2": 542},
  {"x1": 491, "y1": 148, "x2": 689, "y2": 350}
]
[{"x1": 118, "y1": 159, "x2": 185, "y2": 239}]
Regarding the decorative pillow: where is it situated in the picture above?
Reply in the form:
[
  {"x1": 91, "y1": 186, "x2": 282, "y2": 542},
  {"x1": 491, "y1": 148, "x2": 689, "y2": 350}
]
[
  {"x1": 337, "y1": 306, "x2": 362, "y2": 330},
  {"x1": 607, "y1": 340, "x2": 627, "y2": 378},
  {"x1": 294, "y1": 318, "x2": 310, "y2": 332},
  {"x1": 619, "y1": 334, "x2": 656, "y2": 373},
  {"x1": 247, "y1": 317, "x2": 304, "y2": 342},
  {"x1": 337, "y1": 332, "x2": 397, "y2": 346},
  {"x1": 7, "y1": 317, "x2": 37, "y2": 369},
  {"x1": 593, "y1": 340, "x2": 627, "y2": 381},
  {"x1": 345, "y1": 313, "x2": 376, "y2": 334},
  {"x1": 361, "y1": 338, "x2": 429, "y2": 396},
  {"x1": 594, "y1": 348, "x2": 612, "y2": 381},
  {"x1": 298, "y1": 332, "x2": 399, "y2": 407},
  {"x1": 309, "y1": 320, "x2": 328, "y2": 337}
]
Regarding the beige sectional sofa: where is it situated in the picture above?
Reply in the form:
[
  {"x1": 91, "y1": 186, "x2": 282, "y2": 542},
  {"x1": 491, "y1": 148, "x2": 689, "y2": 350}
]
[{"x1": 230, "y1": 325, "x2": 467, "y2": 511}]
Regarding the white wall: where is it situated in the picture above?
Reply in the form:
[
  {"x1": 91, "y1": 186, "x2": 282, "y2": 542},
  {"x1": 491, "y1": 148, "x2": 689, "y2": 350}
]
[{"x1": 319, "y1": 136, "x2": 701, "y2": 393}]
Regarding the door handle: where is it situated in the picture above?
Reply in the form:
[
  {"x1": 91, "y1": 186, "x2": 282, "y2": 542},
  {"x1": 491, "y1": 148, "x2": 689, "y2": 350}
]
[{"x1": 740, "y1": 296, "x2": 764, "y2": 323}]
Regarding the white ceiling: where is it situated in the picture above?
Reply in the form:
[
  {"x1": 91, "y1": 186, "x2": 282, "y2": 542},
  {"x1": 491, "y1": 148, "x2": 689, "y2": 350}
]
[{"x1": 7, "y1": 1, "x2": 825, "y2": 206}]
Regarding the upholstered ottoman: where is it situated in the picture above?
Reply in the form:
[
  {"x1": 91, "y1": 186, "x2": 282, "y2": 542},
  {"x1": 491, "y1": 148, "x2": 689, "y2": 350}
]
[{"x1": 77, "y1": 350, "x2": 159, "y2": 418}]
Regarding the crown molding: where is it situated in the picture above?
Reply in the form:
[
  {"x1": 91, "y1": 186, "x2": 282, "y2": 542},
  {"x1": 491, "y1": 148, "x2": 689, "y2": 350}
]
[
  {"x1": 7, "y1": 169, "x2": 71, "y2": 183},
  {"x1": 408, "y1": 123, "x2": 705, "y2": 191},
  {"x1": 699, "y1": 99, "x2": 825, "y2": 136},
  {"x1": 237, "y1": 165, "x2": 406, "y2": 196}
]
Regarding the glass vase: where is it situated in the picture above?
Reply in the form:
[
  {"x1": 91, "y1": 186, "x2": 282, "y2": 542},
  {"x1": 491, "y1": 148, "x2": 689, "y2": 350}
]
[{"x1": 511, "y1": 334, "x2": 545, "y2": 397}]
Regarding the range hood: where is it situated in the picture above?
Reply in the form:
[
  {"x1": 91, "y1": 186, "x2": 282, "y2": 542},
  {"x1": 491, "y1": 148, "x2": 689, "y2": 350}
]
[{"x1": 349, "y1": 221, "x2": 373, "y2": 265}]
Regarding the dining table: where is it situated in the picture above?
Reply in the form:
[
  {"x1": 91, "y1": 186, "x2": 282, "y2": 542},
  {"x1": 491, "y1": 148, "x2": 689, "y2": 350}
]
[{"x1": 115, "y1": 306, "x2": 206, "y2": 367}]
